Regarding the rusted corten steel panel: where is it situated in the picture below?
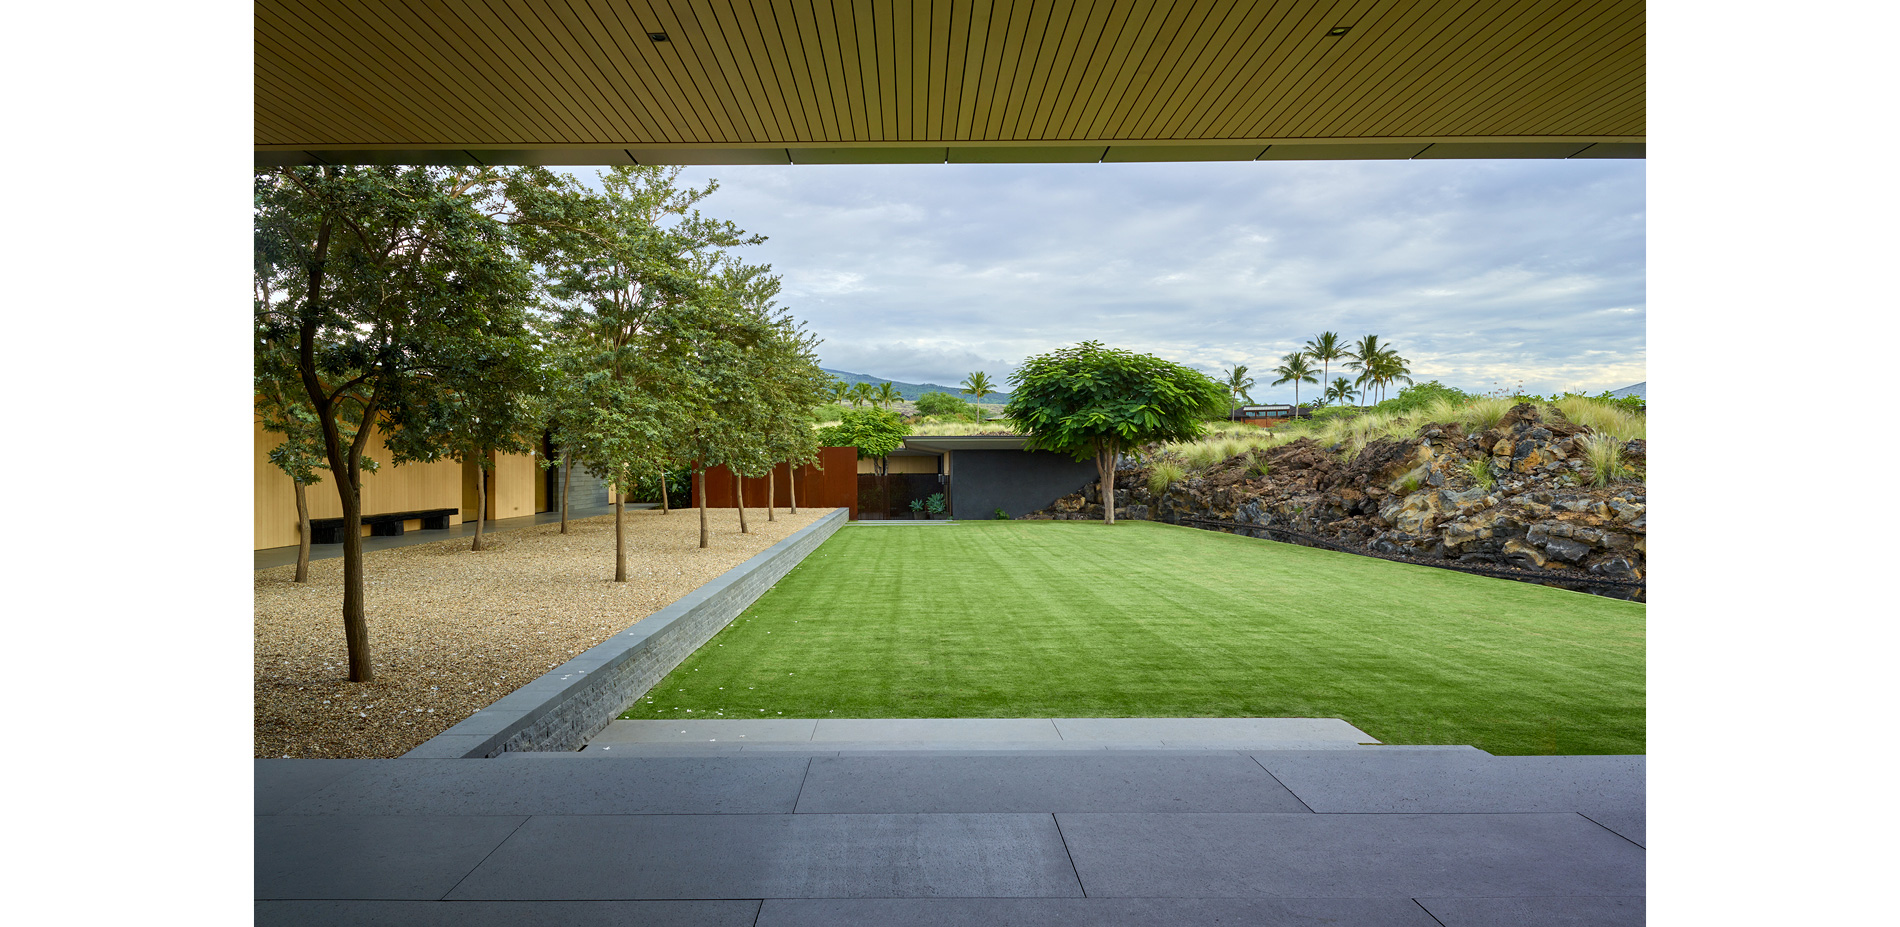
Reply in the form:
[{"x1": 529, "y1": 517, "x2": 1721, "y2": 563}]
[{"x1": 692, "y1": 447, "x2": 858, "y2": 521}]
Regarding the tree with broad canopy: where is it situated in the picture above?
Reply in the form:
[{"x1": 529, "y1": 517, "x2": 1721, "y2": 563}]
[{"x1": 1004, "y1": 341, "x2": 1227, "y2": 525}]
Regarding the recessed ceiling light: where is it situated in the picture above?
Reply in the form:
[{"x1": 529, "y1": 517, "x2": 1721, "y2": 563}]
[
  {"x1": 648, "y1": 32, "x2": 669, "y2": 42},
  {"x1": 1326, "y1": 26, "x2": 1351, "y2": 37}
]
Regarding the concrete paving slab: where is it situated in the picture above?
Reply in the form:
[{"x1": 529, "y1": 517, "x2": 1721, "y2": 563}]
[
  {"x1": 796, "y1": 755, "x2": 1310, "y2": 813},
  {"x1": 279, "y1": 756, "x2": 812, "y2": 816},
  {"x1": 255, "y1": 899, "x2": 762, "y2": 927},
  {"x1": 446, "y1": 813, "x2": 1083, "y2": 900},
  {"x1": 1416, "y1": 895, "x2": 1645, "y2": 926},
  {"x1": 256, "y1": 814, "x2": 527, "y2": 899},
  {"x1": 811, "y1": 718, "x2": 1063, "y2": 741},
  {"x1": 255, "y1": 760, "x2": 382, "y2": 815},
  {"x1": 590, "y1": 719, "x2": 819, "y2": 744},
  {"x1": 756, "y1": 897, "x2": 1440, "y2": 926},
  {"x1": 1056, "y1": 812, "x2": 1644, "y2": 898},
  {"x1": 1054, "y1": 718, "x2": 1378, "y2": 743},
  {"x1": 1255, "y1": 752, "x2": 1645, "y2": 845},
  {"x1": 1578, "y1": 809, "x2": 1647, "y2": 848}
]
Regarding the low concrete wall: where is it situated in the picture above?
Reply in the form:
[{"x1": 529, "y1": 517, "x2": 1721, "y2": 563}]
[{"x1": 404, "y1": 508, "x2": 848, "y2": 758}]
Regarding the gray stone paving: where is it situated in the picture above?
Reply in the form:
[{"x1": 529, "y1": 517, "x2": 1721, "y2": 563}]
[{"x1": 256, "y1": 721, "x2": 1645, "y2": 925}]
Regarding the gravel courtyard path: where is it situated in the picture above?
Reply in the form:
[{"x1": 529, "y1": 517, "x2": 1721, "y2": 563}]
[{"x1": 255, "y1": 507, "x2": 834, "y2": 758}]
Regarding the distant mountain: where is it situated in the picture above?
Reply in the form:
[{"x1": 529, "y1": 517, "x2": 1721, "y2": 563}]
[{"x1": 820, "y1": 368, "x2": 1012, "y2": 403}]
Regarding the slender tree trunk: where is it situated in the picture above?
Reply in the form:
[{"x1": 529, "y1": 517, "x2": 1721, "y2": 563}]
[
  {"x1": 734, "y1": 470, "x2": 750, "y2": 534},
  {"x1": 788, "y1": 459, "x2": 799, "y2": 514},
  {"x1": 697, "y1": 467, "x2": 710, "y2": 548},
  {"x1": 767, "y1": 465, "x2": 776, "y2": 521},
  {"x1": 293, "y1": 479, "x2": 311, "y2": 583},
  {"x1": 559, "y1": 450, "x2": 571, "y2": 534},
  {"x1": 1098, "y1": 438, "x2": 1119, "y2": 526},
  {"x1": 472, "y1": 462, "x2": 487, "y2": 551},
  {"x1": 659, "y1": 468, "x2": 670, "y2": 515},
  {"x1": 614, "y1": 476, "x2": 626, "y2": 582},
  {"x1": 339, "y1": 473, "x2": 372, "y2": 681}
]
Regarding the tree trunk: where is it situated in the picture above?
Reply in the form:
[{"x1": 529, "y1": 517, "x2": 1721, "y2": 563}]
[
  {"x1": 614, "y1": 482, "x2": 626, "y2": 582},
  {"x1": 340, "y1": 479, "x2": 373, "y2": 681},
  {"x1": 697, "y1": 467, "x2": 710, "y2": 548},
  {"x1": 788, "y1": 459, "x2": 799, "y2": 514},
  {"x1": 293, "y1": 479, "x2": 311, "y2": 583},
  {"x1": 472, "y1": 462, "x2": 487, "y2": 551},
  {"x1": 1097, "y1": 438, "x2": 1118, "y2": 526},
  {"x1": 734, "y1": 470, "x2": 750, "y2": 534},
  {"x1": 767, "y1": 465, "x2": 776, "y2": 521},
  {"x1": 559, "y1": 450, "x2": 571, "y2": 534},
  {"x1": 659, "y1": 468, "x2": 670, "y2": 515}
]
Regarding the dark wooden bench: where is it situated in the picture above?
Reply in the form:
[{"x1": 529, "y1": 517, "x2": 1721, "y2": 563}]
[{"x1": 308, "y1": 508, "x2": 459, "y2": 545}]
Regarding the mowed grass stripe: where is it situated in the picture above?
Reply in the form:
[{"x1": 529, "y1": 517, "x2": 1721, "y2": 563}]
[{"x1": 622, "y1": 521, "x2": 1644, "y2": 755}]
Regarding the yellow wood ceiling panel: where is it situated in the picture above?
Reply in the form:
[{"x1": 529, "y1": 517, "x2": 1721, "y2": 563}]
[
  {"x1": 261, "y1": 3, "x2": 455, "y2": 143},
  {"x1": 256, "y1": 0, "x2": 1643, "y2": 161},
  {"x1": 630, "y1": 0, "x2": 745, "y2": 141}
]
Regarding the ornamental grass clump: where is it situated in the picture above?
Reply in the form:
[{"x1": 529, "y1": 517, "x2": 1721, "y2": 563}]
[
  {"x1": 1461, "y1": 397, "x2": 1513, "y2": 431},
  {"x1": 1147, "y1": 459, "x2": 1187, "y2": 495},
  {"x1": 1556, "y1": 397, "x2": 1646, "y2": 442},
  {"x1": 1466, "y1": 456, "x2": 1495, "y2": 491},
  {"x1": 1581, "y1": 432, "x2": 1626, "y2": 487}
]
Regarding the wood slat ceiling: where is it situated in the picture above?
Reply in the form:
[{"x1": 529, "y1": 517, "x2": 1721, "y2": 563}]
[{"x1": 256, "y1": 0, "x2": 1644, "y2": 165}]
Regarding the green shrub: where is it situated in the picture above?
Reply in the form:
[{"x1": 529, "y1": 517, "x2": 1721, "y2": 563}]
[
  {"x1": 914, "y1": 391, "x2": 977, "y2": 419},
  {"x1": 1462, "y1": 397, "x2": 1512, "y2": 431},
  {"x1": 813, "y1": 402, "x2": 849, "y2": 422},
  {"x1": 992, "y1": 507, "x2": 1011, "y2": 520},
  {"x1": 925, "y1": 493, "x2": 946, "y2": 515}
]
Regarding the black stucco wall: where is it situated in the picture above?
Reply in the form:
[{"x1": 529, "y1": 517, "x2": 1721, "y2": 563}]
[{"x1": 951, "y1": 449, "x2": 1098, "y2": 519}]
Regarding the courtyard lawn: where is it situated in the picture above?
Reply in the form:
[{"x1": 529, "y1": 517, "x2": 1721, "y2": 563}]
[{"x1": 623, "y1": 520, "x2": 1644, "y2": 755}]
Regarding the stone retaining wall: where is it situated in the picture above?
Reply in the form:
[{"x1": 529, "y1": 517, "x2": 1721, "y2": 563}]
[{"x1": 404, "y1": 508, "x2": 847, "y2": 758}]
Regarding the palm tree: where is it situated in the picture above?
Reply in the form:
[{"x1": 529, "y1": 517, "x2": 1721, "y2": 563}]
[
  {"x1": 873, "y1": 382, "x2": 901, "y2": 408},
  {"x1": 1303, "y1": 332, "x2": 1346, "y2": 395},
  {"x1": 1324, "y1": 376, "x2": 1357, "y2": 406},
  {"x1": 960, "y1": 371, "x2": 995, "y2": 422},
  {"x1": 1223, "y1": 364, "x2": 1255, "y2": 417},
  {"x1": 1371, "y1": 351, "x2": 1414, "y2": 405},
  {"x1": 1344, "y1": 334, "x2": 1388, "y2": 408},
  {"x1": 1270, "y1": 352, "x2": 1320, "y2": 414},
  {"x1": 827, "y1": 380, "x2": 851, "y2": 404},
  {"x1": 848, "y1": 381, "x2": 875, "y2": 407}
]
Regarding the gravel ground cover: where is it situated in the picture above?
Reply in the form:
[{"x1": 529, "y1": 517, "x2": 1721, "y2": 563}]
[{"x1": 256, "y1": 507, "x2": 833, "y2": 758}]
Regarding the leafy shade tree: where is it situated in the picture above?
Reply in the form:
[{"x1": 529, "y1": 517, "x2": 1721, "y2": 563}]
[
  {"x1": 1270, "y1": 352, "x2": 1319, "y2": 413},
  {"x1": 401, "y1": 341, "x2": 546, "y2": 552},
  {"x1": 539, "y1": 164, "x2": 759, "y2": 570},
  {"x1": 1004, "y1": 342, "x2": 1228, "y2": 525},
  {"x1": 960, "y1": 371, "x2": 996, "y2": 420},
  {"x1": 254, "y1": 355, "x2": 374, "y2": 582},
  {"x1": 1223, "y1": 364, "x2": 1255, "y2": 416},
  {"x1": 1304, "y1": 332, "x2": 1347, "y2": 394},
  {"x1": 255, "y1": 164, "x2": 539, "y2": 682},
  {"x1": 817, "y1": 407, "x2": 908, "y2": 517}
]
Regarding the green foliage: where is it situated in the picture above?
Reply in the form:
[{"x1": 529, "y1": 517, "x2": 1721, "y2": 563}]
[
  {"x1": 816, "y1": 407, "x2": 909, "y2": 460},
  {"x1": 925, "y1": 493, "x2": 946, "y2": 515},
  {"x1": 992, "y1": 507, "x2": 1011, "y2": 520},
  {"x1": 910, "y1": 499, "x2": 926, "y2": 514},
  {"x1": 1387, "y1": 380, "x2": 1474, "y2": 413},
  {"x1": 914, "y1": 391, "x2": 977, "y2": 419},
  {"x1": 1004, "y1": 341, "x2": 1229, "y2": 465},
  {"x1": 812, "y1": 402, "x2": 849, "y2": 422}
]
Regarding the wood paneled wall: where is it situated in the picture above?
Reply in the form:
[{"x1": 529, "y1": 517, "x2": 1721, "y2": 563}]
[
  {"x1": 254, "y1": 416, "x2": 464, "y2": 550},
  {"x1": 692, "y1": 448, "x2": 858, "y2": 520}
]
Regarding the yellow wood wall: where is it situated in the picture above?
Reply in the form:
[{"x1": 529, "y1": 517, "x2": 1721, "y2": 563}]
[
  {"x1": 254, "y1": 416, "x2": 465, "y2": 550},
  {"x1": 460, "y1": 451, "x2": 541, "y2": 522},
  {"x1": 858, "y1": 455, "x2": 941, "y2": 474}
]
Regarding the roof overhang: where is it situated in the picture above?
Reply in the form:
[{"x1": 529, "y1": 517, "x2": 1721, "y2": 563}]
[
  {"x1": 903, "y1": 435, "x2": 1034, "y2": 453},
  {"x1": 257, "y1": 1, "x2": 1643, "y2": 167}
]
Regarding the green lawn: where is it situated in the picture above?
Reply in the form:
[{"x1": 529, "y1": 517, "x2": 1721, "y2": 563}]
[{"x1": 623, "y1": 520, "x2": 1645, "y2": 755}]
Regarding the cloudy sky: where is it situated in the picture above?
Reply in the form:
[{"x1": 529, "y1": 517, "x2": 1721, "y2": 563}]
[{"x1": 644, "y1": 158, "x2": 1644, "y2": 403}]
